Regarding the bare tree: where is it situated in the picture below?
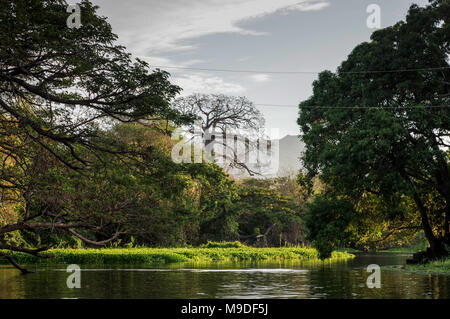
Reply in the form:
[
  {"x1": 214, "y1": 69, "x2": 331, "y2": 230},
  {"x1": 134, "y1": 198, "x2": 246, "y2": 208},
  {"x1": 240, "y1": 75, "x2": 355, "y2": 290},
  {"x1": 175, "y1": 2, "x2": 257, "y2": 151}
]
[
  {"x1": 173, "y1": 94, "x2": 267, "y2": 176},
  {"x1": 174, "y1": 94, "x2": 264, "y2": 133}
]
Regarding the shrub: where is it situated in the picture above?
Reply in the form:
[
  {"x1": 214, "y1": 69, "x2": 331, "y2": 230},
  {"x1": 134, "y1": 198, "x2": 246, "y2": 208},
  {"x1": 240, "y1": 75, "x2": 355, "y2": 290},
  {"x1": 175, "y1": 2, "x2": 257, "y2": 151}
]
[{"x1": 200, "y1": 241, "x2": 245, "y2": 248}]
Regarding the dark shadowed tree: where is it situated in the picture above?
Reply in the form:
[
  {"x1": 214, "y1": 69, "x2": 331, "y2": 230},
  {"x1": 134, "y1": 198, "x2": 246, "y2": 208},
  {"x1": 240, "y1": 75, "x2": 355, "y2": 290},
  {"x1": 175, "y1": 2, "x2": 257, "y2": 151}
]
[
  {"x1": 0, "y1": 0, "x2": 190, "y2": 272},
  {"x1": 304, "y1": 195, "x2": 355, "y2": 259},
  {"x1": 298, "y1": 0, "x2": 449, "y2": 259}
]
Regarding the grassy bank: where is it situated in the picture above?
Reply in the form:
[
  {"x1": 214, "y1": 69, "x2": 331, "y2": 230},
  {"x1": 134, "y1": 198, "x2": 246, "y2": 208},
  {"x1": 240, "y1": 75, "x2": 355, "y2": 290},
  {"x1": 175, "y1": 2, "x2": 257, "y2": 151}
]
[
  {"x1": 377, "y1": 248, "x2": 418, "y2": 254},
  {"x1": 337, "y1": 247, "x2": 423, "y2": 254},
  {"x1": 405, "y1": 258, "x2": 450, "y2": 274},
  {"x1": 1, "y1": 245, "x2": 354, "y2": 265}
]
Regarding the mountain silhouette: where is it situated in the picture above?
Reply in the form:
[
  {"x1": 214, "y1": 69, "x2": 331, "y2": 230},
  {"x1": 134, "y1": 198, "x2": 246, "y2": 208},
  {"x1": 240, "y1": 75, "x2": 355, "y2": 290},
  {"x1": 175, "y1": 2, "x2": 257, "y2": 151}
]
[{"x1": 275, "y1": 135, "x2": 304, "y2": 177}]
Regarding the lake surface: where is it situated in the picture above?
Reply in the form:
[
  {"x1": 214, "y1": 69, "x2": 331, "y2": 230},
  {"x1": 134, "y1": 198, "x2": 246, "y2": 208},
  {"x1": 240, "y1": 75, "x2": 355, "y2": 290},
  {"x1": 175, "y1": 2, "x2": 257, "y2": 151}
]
[{"x1": 0, "y1": 253, "x2": 449, "y2": 299}]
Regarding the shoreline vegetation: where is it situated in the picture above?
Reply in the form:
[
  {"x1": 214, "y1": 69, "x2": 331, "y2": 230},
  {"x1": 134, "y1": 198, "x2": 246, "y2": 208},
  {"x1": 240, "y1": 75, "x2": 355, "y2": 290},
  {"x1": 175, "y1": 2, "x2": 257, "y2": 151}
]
[
  {"x1": 404, "y1": 258, "x2": 450, "y2": 274},
  {"x1": 1, "y1": 1, "x2": 449, "y2": 277},
  {"x1": 0, "y1": 243, "x2": 354, "y2": 265},
  {"x1": 385, "y1": 258, "x2": 450, "y2": 275},
  {"x1": 339, "y1": 247, "x2": 450, "y2": 274},
  {"x1": 337, "y1": 247, "x2": 420, "y2": 254}
]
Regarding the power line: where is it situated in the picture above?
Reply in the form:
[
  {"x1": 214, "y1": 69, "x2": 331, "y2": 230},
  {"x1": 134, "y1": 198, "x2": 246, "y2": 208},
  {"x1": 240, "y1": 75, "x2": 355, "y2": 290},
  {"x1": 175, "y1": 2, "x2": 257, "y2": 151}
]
[
  {"x1": 255, "y1": 104, "x2": 450, "y2": 109},
  {"x1": 255, "y1": 104, "x2": 299, "y2": 108},
  {"x1": 151, "y1": 65, "x2": 450, "y2": 75}
]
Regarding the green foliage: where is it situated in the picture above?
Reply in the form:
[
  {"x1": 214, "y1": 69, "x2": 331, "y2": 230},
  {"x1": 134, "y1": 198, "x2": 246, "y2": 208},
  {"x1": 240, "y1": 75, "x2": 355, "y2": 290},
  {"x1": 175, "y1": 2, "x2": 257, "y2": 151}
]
[
  {"x1": 180, "y1": 163, "x2": 240, "y2": 243},
  {"x1": 346, "y1": 193, "x2": 423, "y2": 251},
  {"x1": 0, "y1": 0, "x2": 195, "y2": 266},
  {"x1": 297, "y1": 0, "x2": 450, "y2": 255},
  {"x1": 236, "y1": 178, "x2": 306, "y2": 246},
  {"x1": 405, "y1": 257, "x2": 450, "y2": 274},
  {"x1": 0, "y1": 246, "x2": 354, "y2": 265},
  {"x1": 201, "y1": 241, "x2": 245, "y2": 248},
  {"x1": 304, "y1": 195, "x2": 355, "y2": 259}
]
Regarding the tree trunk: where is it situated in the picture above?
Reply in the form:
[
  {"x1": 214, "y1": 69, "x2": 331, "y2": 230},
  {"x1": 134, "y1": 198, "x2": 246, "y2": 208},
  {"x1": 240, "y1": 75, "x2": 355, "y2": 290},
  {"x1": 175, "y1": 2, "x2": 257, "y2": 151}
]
[
  {"x1": 411, "y1": 191, "x2": 448, "y2": 259},
  {"x1": 412, "y1": 192, "x2": 435, "y2": 243},
  {"x1": 0, "y1": 252, "x2": 32, "y2": 275},
  {"x1": 445, "y1": 205, "x2": 450, "y2": 243}
]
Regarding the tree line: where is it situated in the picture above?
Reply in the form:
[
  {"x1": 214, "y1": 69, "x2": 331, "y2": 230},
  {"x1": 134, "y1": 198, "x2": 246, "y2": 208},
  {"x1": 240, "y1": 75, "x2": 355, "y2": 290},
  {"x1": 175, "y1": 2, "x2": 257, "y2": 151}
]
[
  {"x1": 1, "y1": 0, "x2": 448, "y2": 273},
  {"x1": 0, "y1": 0, "x2": 306, "y2": 273}
]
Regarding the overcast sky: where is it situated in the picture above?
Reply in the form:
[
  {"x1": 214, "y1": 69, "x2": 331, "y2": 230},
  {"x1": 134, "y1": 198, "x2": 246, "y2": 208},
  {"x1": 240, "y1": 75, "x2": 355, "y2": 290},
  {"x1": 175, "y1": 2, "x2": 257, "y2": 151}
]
[{"x1": 84, "y1": 0, "x2": 429, "y2": 138}]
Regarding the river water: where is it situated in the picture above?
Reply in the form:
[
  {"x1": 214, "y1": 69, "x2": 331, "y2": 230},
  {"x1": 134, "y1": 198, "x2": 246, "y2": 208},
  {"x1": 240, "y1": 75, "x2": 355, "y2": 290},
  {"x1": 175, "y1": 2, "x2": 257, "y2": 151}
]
[{"x1": 0, "y1": 253, "x2": 448, "y2": 299}]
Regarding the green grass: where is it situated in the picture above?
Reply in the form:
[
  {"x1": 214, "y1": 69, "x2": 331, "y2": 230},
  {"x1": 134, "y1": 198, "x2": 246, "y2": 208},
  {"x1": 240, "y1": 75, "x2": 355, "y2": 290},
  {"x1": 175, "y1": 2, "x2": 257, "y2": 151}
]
[
  {"x1": 0, "y1": 245, "x2": 354, "y2": 265},
  {"x1": 336, "y1": 247, "x2": 423, "y2": 254},
  {"x1": 377, "y1": 247, "x2": 419, "y2": 254},
  {"x1": 200, "y1": 241, "x2": 245, "y2": 248},
  {"x1": 335, "y1": 247, "x2": 361, "y2": 253},
  {"x1": 405, "y1": 258, "x2": 450, "y2": 274}
]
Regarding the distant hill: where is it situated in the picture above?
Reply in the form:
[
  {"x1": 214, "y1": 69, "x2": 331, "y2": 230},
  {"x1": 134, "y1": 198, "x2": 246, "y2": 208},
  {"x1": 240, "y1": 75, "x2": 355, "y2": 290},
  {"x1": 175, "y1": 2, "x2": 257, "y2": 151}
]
[{"x1": 275, "y1": 135, "x2": 305, "y2": 177}]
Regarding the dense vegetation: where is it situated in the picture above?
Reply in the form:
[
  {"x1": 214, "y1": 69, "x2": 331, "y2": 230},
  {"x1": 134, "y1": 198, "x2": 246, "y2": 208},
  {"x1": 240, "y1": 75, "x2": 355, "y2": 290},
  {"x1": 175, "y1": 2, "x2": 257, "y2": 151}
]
[
  {"x1": 298, "y1": 0, "x2": 450, "y2": 260},
  {"x1": 0, "y1": 0, "x2": 448, "y2": 275},
  {"x1": 0, "y1": 0, "x2": 310, "y2": 273},
  {"x1": 405, "y1": 258, "x2": 450, "y2": 273},
  {"x1": 0, "y1": 244, "x2": 353, "y2": 265}
]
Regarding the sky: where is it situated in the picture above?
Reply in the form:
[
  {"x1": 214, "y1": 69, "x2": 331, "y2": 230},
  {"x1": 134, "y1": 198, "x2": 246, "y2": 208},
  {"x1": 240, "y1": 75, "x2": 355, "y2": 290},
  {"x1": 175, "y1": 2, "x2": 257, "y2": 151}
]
[{"x1": 84, "y1": 0, "x2": 429, "y2": 138}]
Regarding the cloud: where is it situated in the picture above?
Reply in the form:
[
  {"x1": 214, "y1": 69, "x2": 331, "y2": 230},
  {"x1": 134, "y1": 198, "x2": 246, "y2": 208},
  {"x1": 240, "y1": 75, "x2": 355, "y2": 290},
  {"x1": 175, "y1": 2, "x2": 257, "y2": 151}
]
[
  {"x1": 236, "y1": 56, "x2": 251, "y2": 62},
  {"x1": 172, "y1": 74, "x2": 246, "y2": 96},
  {"x1": 90, "y1": 0, "x2": 328, "y2": 102},
  {"x1": 137, "y1": 57, "x2": 244, "y2": 98},
  {"x1": 92, "y1": 0, "x2": 330, "y2": 54},
  {"x1": 289, "y1": 1, "x2": 330, "y2": 12},
  {"x1": 249, "y1": 74, "x2": 271, "y2": 83}
]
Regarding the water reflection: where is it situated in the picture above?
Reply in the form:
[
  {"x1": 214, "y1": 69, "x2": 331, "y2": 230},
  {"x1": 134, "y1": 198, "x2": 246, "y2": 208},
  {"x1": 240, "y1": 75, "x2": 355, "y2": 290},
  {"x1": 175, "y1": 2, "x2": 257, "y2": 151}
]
[{"x1": 0, "y1": 253, "x2": 449, "y2": 299}]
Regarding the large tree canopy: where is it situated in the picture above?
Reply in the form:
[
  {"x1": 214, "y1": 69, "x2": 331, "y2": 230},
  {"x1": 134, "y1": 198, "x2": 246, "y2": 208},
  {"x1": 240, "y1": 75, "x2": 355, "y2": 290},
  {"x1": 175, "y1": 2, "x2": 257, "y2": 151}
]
[
  {"x1": 298, "y1": 0, "x2": 450, "y2": 259},
  {"x1": 0, "y1": 0, "x2": 192, "y2": 272},
  {"x1": 0, "y1": 0, "x2": 189, "y2": 168}
]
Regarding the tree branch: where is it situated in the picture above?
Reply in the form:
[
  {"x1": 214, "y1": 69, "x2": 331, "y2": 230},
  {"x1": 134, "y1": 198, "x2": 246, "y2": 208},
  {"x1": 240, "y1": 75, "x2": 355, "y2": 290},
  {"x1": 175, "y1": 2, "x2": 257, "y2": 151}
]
[{"x1": 67, "y1": 228, "x2": 124, "y2": 246}]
